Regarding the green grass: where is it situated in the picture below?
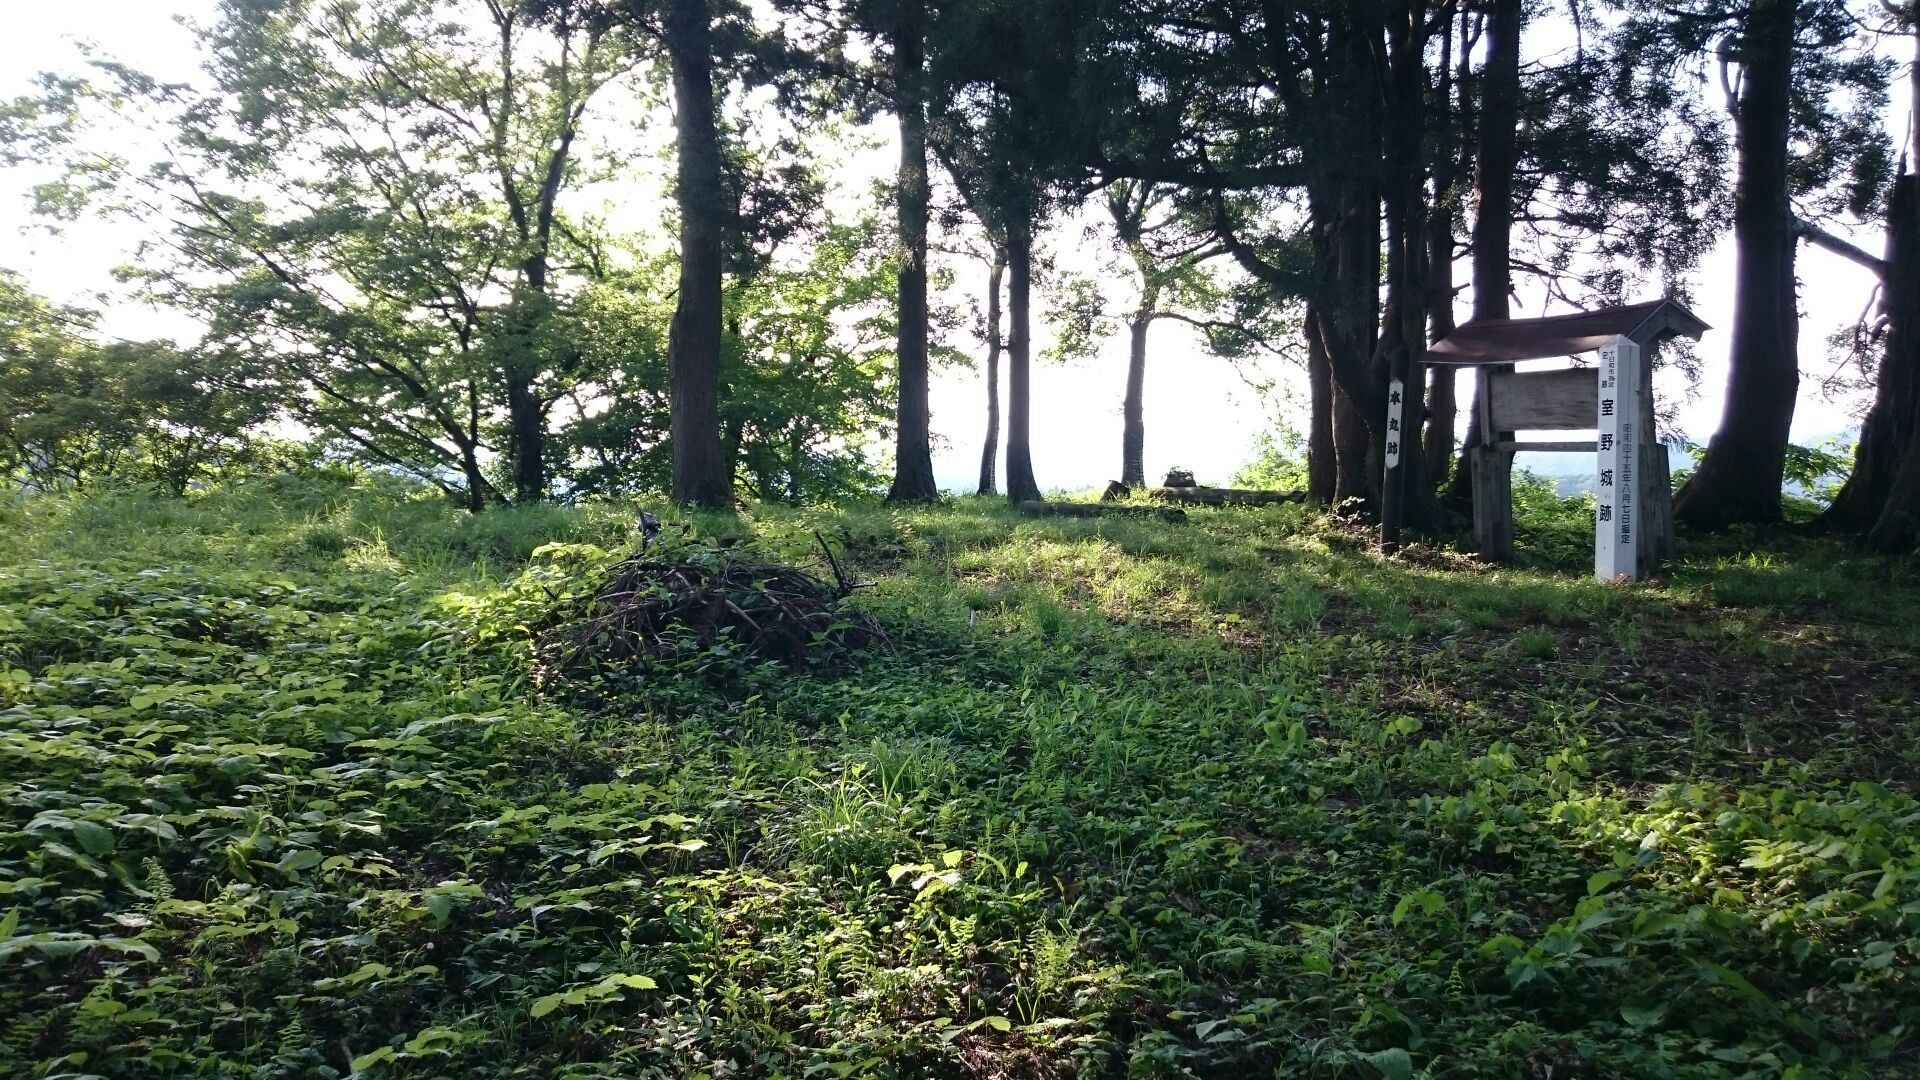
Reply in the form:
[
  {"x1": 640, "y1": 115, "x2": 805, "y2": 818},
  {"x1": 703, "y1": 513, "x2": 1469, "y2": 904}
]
[{"x1": 2, "y1": 476, "x2": 1919, "y2": 1078}]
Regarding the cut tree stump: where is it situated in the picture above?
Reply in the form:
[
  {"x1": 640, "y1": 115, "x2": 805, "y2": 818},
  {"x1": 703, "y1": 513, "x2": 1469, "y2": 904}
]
[
  {"x1": 1148, "y1": 486, "x2": 1304, "y2": 506},
  {"x1": 1016, "y1": 501, "x2": 1188, "y2": 523}
]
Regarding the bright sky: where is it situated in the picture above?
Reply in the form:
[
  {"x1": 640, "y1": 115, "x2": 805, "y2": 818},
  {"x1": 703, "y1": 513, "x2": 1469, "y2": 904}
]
[{"x1": 1, "y1": 1, "x2": 1908, "y2": 495}]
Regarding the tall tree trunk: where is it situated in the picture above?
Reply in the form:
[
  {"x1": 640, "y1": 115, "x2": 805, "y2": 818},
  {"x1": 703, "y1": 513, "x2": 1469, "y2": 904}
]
[
  {"x1": 978, "y1": 249, "x2": 1004, "y2": 495},
  {"x1": 1833, "y1": 24, "x2": 1918, "y2": 541},
  {"x1": 720, "y1": 416, "x2": 743, "y2": 491},
  {"x1": 460, "y1": 447, "x2": 490, "y2": 513},
  {"x1": 1120, "y1": 307, "x2": 1154, "y2": 488},
  {"x1": 1311, "y1": 180, "x2": 1384, "y2": 512},
  {"x1": 887, "y1": 11, "x2": 938, "y2": 503},
  {"x1": 497, "y1": 0, "x2": 595, "y2": 504},
  {"x1": 1468, "y1": 0, "x2": 1518, "y2": 323},
  {"x1": 1828, "y1": 173, "x2": 1919, "y2": 531},
  {"x1": 1423, "y1": 0, "x2": 1465, "y2": 487},
  {"x1": 1675, "y1": 0, "x2": 1799, "y2": 529},
  {"x1": 1332, "y1": 380, "x2": 1372, "y2": 508},
  {"x1": 1307, "y1": 314, "x2": 1336, "y2": 503},
  {"x1": 787, "y1": 425, "x2": 805, "y2": 502},
  {"x1": 1446, "y1": 0, "x2": 1521, "y2": 508},
  {"x1": 1005, "y1": 212, "x2": 1042, "y2": 503},
  {"x1": 663, "y1": 0, "x2": 730, "y2": 508},
  {"x1": 505, "y1": 369, "x2": 544, "y2": 503},
  {"x1": 1307, "y1": 11, "x2": 1392, "y2": 514},
  {"x1": 1425, "y1": 216, "x2": 1458, "y2": 481},
  {"x1": 501, "y1": 109, "x2": 576, "y2": 506},
  {"x1": 1381, "y1": 0, "x2": 1436, "y2": 531},
  {"x1": 506, "y1": 272, "x2": 547, "y2": 505},
  {"x1": 1864, "y1": 171, "x2": 1920, "y2": 549}
]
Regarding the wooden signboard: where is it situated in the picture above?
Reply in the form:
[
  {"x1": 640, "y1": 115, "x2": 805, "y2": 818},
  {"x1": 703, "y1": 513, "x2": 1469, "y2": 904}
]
[
  {"x1": 1404, "y1": 299, "x2": 1704, "y2": 581},
  {"x1": 1485, "y1": 368, "x2": 1599, "y2": 431}
]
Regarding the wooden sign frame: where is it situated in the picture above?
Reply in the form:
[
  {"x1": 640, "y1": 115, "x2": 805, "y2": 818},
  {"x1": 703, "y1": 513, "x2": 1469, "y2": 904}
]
[{"x1": 1393, "y1": 299, "x2": 1707, "y2": 582}]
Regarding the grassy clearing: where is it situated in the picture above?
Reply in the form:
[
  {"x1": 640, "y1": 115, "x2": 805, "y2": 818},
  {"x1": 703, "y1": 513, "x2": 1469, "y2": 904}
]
[{"x1": 2, "y1": 477, "x2": 1918, "y2": 1078}]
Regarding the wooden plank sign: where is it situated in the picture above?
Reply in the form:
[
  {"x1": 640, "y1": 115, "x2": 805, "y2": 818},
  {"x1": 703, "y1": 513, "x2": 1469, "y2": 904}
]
[
  {"x1": 1486, "y1": 367, "x2": 1600, "y2": 431},
  {"x1": 1594, "y1": 337, "x2": 1641, "y2": 581},
  {"x1": 1431, "y1": 299, "x2": 1705, "y2": 576}
]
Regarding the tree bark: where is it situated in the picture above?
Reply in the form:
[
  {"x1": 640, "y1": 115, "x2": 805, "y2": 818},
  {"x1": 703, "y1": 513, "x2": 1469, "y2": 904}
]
[
  {"x1": 1424, "y1": 237, "x2": 1459, "y2": 482},
  {"x1": 460, "y1": 446, "x2": 490, "y2": 513},
  {"x1": 1446, "y1": 0, "x2": 1520, "y2": 508},
  {"x1": 1306, "y1": 11, "x2": 1390, "y2": 514},
  {"x1": 505, "y1": 370, "x2": 544, "y2": 503},
  {"x1": 1868, "y1": 417, "x2": 1920, "y2": 552},
  {"x1": 663, "y1": 0, "x2": 731, "y2": 508},
  {"x1": 1120, "y1": 311, "x2": 1153, "y2": 488},
  {"x1": 1310, "y1": 177, "x2": 1383, "y2": 512},
  {"x1": 1004, "y1": 211, "x2": 1042, "y2": 504},
  {"x1": 1675, "y1": 0, "x2": 1799, "y2": 529},
  {"x1": 1380, "y1": 0, "x2": 1437, "y2": 534},
  {"x1": 887, "y1": 10, "x2": 939, "y2": 503},
  {"x1": 506, "y1": 261, "x2": 547, "y2": 506},
  {"x1": 978, "y1": 249, "x2": 1004, "y2": 495},
  {"x1": 1859, "y1": 24, "x2": 1920, "y2": 550},
  {"x1": 503, "y1": 101, "x2": 578, "y2": 507},
  {"x1": 1828, "y1": 174, "x2": 1918, "y2": 532},
  {"x1": 786, "y1": 424, "x2": 805, "y2": 502},
  {"x1": 1331, "y1": 378, "x2": 1372, "y2": 508},
  {"x1": 1863, "y1": 172, "x2": 1920, "y2": 549},
  {"x1": 1307, "y1": 314, "x2": 1336, "y2": 504},
  {"x1": 1469, "y1": 0, "x2": 1518, "y2": 325},
  {"x1": 1423, "y1": 0, "x2": 1466, "y2": 487},
  {"x1": 1834, "y1": 23, "x2": 1920, "y2": 540}
]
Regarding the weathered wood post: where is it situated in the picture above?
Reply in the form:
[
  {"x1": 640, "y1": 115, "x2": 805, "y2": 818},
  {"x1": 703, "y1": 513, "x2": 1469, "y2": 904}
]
[{"x1": 1470, "y1": 370, "x2": 1515, "y2": 562}]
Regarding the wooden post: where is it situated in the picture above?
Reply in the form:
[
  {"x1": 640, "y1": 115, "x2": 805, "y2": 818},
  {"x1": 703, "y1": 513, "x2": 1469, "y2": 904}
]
[
  {"x1": 1595, "y1": 336, "x2": 1642, "y2": 581},
  {"x1": 1470, "y1": 364, "x2": 1514, "y2": 561},
  {"x1": 1469, "y1": 444, "x2": 1513, "y2": 559},
  {"x1": 1380, "y1": 347, "x2": 1410, "y2": 552}
]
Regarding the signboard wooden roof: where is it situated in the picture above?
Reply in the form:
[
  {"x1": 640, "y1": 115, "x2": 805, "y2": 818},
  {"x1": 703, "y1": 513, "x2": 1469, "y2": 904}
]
[{"x1": 1427, "y1": 298, "x2": 1710, "y2": 366}]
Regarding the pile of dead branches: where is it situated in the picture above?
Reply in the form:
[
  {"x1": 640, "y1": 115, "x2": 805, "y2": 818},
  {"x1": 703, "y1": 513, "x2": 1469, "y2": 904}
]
[{"x1": 534, "y1": 534, "x2": 883, "y2": 688}]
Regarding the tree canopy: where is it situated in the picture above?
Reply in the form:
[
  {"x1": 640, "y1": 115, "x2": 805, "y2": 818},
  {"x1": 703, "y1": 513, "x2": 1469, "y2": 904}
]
[{"x1": 1, "y1": 0, "x2": 1914, "y2": 544}]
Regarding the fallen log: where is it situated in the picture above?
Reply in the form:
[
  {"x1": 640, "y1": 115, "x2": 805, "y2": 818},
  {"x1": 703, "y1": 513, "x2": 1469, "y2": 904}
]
[
  {"x1": 1149, "y1": 485, "x2": 1304, "y2": 507},
  {"x1": 1017, "y1": 500, "x2": 1188, "y2": 523}
]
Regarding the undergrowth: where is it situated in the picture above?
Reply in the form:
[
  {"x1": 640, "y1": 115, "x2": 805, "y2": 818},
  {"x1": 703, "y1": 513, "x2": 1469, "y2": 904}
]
[{"x1": 1, "y1": 476, "x2": 1917, "y2": 1078}]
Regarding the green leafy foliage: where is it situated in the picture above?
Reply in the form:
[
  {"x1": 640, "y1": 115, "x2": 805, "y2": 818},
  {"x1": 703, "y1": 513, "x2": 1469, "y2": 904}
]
[
  {"x1": 4, "y1": 0, "x2": 650, "y2": 505},
  {"x1": 2, "y1": 479, "x2": 1918, "y2": 1077},
  {"x1": 0, "y1": 270, "x2": 284, "y2": 494},
  {"x1": 1780, "y1": 438, "x2": 1856, "y2": 518},
  {"x1": 1233, "y1": 429, "x2": 1310, "y2": 491},
  {"x1": 557, "y1": 221, "x2": 908, "y2": 503},
  {"x1": 1674, "y1": 438, "x2": 1855, "y2": 522}
]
